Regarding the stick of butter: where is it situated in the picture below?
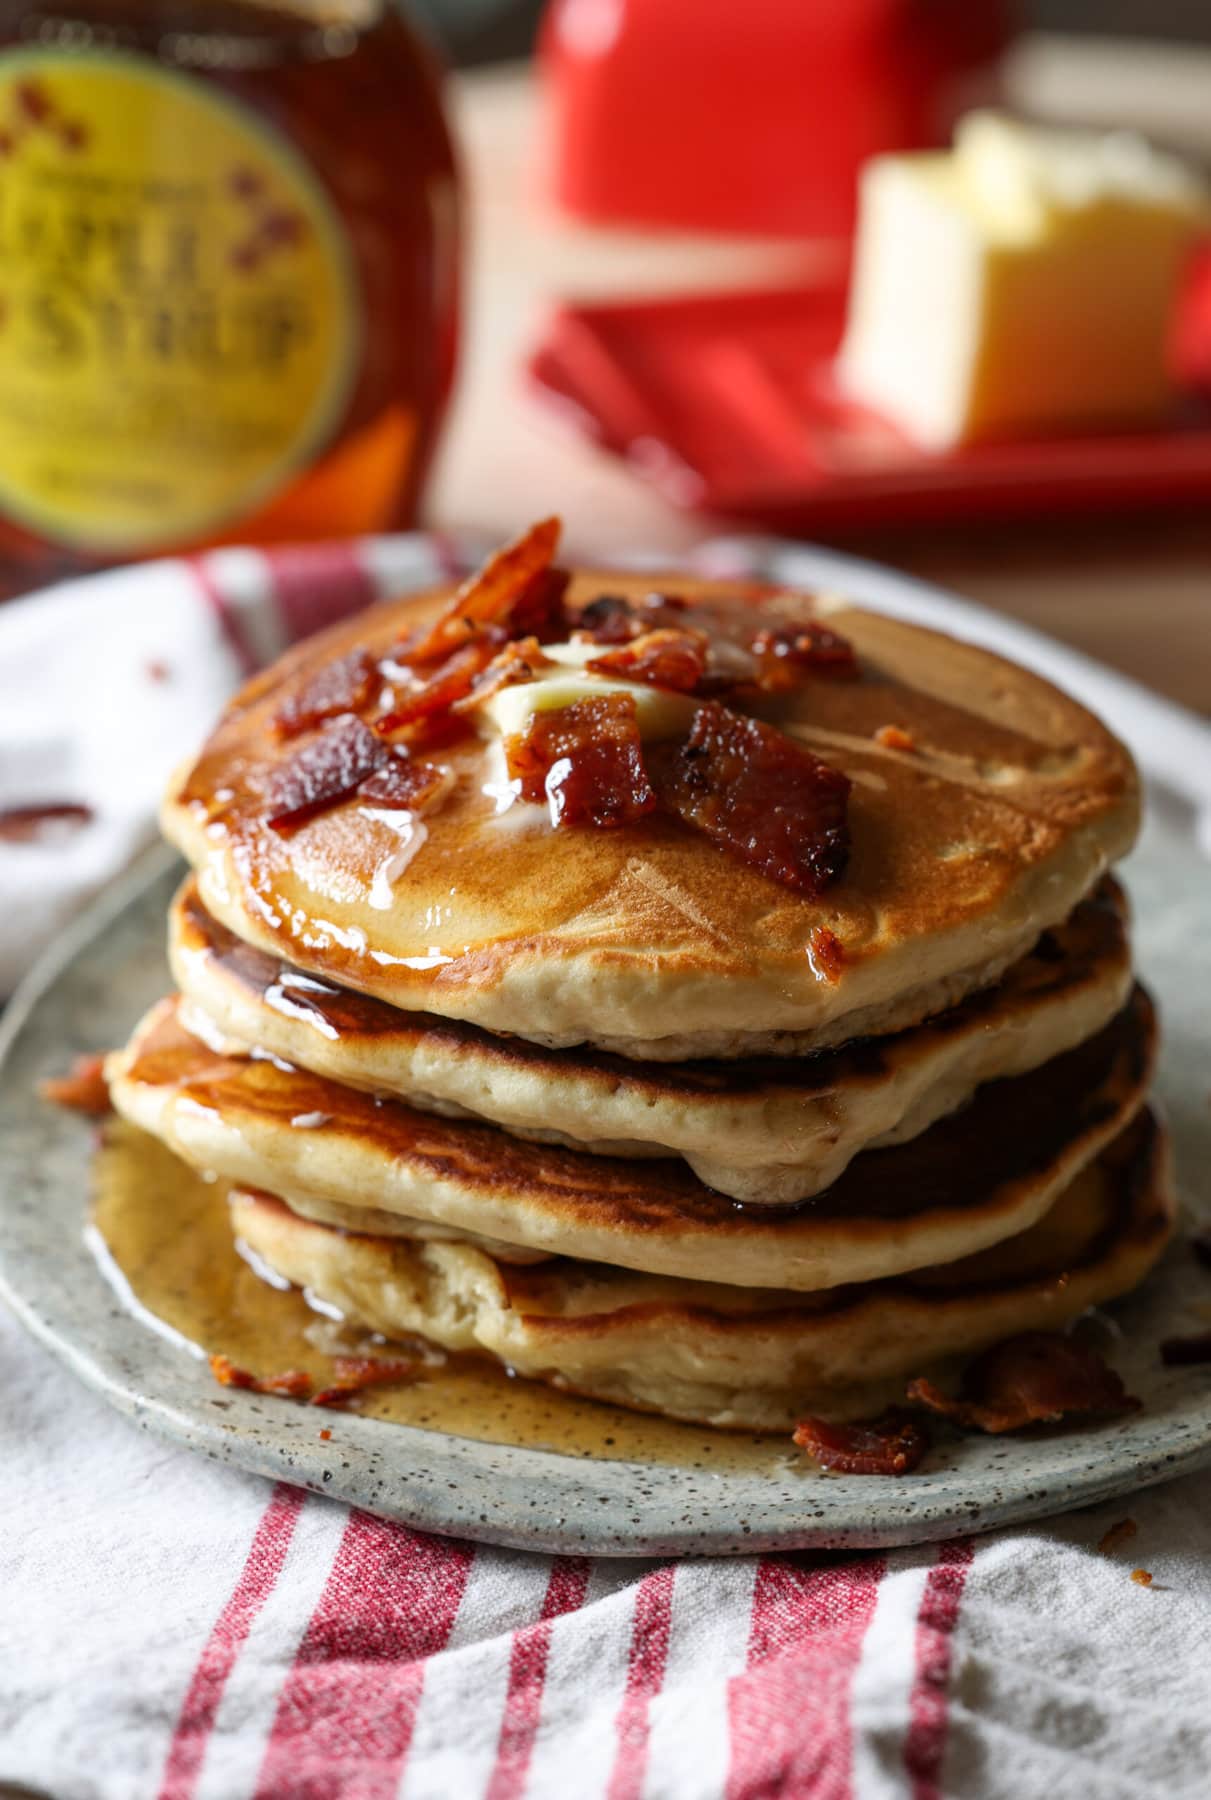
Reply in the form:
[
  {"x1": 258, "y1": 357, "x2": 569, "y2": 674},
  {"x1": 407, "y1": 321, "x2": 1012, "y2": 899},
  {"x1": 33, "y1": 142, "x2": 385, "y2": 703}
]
[{"x1": 837, "y1": 112, "x2": 1210, "y2": 449}]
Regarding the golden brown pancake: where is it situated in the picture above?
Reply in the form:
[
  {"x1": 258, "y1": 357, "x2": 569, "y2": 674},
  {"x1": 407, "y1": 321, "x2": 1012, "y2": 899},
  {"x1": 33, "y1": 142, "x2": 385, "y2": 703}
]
[
  {"x1": 228, "y1": 1108, "x2": 1172, "y2": 1429},
  {"x1": 161, "y1": 572, "x2": 1138, "y2": 1058},
  {"x1": 106, "y1": 986, "x2": 1156, "y2": 1291},
  {"x1": 171, "y1": 875, "x2": 1133, "y2": 1204}
]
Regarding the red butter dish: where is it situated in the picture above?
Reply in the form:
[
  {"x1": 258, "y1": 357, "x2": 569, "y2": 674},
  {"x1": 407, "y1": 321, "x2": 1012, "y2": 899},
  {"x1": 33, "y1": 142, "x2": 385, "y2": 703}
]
[{"x1": 528, "y1": 275, "x2": 1211, "y2": 532}]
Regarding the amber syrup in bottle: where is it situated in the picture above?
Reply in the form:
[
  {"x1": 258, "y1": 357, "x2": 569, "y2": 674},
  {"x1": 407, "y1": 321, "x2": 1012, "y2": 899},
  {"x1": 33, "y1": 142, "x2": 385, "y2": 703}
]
[{"x1": 0, "y1": 1, "x2": 460, "y2": 592}]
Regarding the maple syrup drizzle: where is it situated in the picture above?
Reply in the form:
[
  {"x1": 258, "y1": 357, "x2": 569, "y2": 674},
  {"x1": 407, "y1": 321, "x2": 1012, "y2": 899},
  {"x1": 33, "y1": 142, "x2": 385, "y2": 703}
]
[{"x1": 89, "y1": 1119, "x2": 798, "y2": 1473}]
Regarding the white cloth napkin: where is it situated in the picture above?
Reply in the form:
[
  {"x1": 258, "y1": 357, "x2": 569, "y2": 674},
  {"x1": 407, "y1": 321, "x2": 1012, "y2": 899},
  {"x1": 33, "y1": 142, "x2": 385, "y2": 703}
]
[{"x1": 2, "y1": 535, "x2": 1210, "y2": 1799}]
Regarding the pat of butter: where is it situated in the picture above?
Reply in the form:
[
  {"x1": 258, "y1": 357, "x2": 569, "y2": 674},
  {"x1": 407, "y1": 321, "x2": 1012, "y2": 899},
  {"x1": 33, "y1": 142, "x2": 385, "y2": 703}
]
[
  {"x1": 837, "y1": 111, "x2": 1210, "y2": 449},
  {"x1": 479, "y1": 643, "x2": 696, "y2": 743}
]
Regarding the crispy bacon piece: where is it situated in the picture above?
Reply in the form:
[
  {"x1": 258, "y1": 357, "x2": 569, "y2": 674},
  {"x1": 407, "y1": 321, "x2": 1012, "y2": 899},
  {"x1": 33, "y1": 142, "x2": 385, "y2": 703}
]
[
  {"x1": 874, "y1": 724, "x2": 916, "y2": 752},
  {"x1": 907, "y1": 1332, "x2": 1140, "y2": 1434},
  {"x1": 570, "y1": 591, "x2": 690, "y2": 644},
  {"x1": 505, "y1": 693, "x2": 657, "y2": 828},
  {"x1": 38, "y1": 1052, "x2": 111, "y2": 1114},
  {"x1": 404, "y1": 518, "x2": 563, "y2": 662},
  {"x1": 1131, "y1": 1568, "x2": 1154, "y2": 1587},
  {"x1": 793, "y1": 1409, "x2": 931, "y2": 1476},
  {"x1": 1159, "y1": 1330, "x2": 1211, "y2": 1366},
  {"x1": 587, "y1": 628, "x2": 709, "y2": 694},
  {"x1": 571, "y1": 594, "x2": 641, "y2": 644},
  {"x1": 310, "y1": 1355, "x2": 417, "y2": 1408},
  {"x1": 273, "y1": 649, "x2": 380, "y2": 739},
  {"x1": 508, "y1": 565, "x2": 571, "y2": 643},
  {"x1": 751, "y1": 621, "x2": 858, "y2": 691},
  {"x1": 377, "y1": 635, "x2": 504, "y2": 735},
  {"x1": 1098, "y1": 1517, "x2": 1139, "y2": 1555},
  {"x1": 264, "y1": 714, "x2": 390, "y2": 832},
  {"x1": 656, "y1": 701, "x2": 850, "y2": 895},
  {"x1": 357, "y1": 757, "x2": 453, "y2": 814},
  {"x1": 451, "y1": 637, "x2": 550, "y2": 712},
  {"x1": 807, "y1": 926, "x2": 846, "y2": 983},
  {"x1": 209, "y1": 1354, "x2": 314, "y2": 1400}
]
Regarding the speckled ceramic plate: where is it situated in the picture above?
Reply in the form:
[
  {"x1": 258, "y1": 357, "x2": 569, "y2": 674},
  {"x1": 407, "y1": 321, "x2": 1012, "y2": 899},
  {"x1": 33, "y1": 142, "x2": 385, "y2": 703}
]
[{"x1": 3, "y1": 544, "x2": 1211, "y2": 1556}]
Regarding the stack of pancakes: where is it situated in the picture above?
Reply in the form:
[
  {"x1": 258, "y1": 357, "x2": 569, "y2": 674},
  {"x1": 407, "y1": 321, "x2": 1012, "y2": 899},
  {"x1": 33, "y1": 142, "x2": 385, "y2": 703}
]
[{"x1": 107, "y1": 558, "x2": 1172, "y2": 1432}]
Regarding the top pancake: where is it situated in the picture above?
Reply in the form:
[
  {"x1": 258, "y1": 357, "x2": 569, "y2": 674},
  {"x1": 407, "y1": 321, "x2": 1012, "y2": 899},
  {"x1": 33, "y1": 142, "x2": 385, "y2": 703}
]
[{"x1": 162, "y1": 568, "x2": 1138, "y2": 1057}]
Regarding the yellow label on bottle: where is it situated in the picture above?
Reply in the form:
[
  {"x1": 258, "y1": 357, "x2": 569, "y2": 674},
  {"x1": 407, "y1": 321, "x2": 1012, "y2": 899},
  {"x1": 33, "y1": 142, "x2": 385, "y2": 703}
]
[{"x1": 0, "y1": 48, "x2": 361, "y2": 552}]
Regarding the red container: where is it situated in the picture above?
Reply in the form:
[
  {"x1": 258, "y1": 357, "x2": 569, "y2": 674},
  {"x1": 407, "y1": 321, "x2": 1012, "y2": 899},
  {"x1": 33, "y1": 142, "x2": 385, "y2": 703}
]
[{"x1": 540, "y1": 0, "x2": 1012, "y2": 240}]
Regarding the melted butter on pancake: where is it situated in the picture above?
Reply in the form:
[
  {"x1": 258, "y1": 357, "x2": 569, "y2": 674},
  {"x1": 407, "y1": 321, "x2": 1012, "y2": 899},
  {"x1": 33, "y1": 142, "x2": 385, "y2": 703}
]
[{"x1": 164, "y1": 571, "x2": 1137, "y2": 1056}]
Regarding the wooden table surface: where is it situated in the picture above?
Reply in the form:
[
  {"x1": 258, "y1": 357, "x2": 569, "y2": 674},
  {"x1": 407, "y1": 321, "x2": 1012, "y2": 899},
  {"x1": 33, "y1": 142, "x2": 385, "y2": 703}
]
[{"x1": 430, "y1": 42, "x2": 1211, "y2": 718}]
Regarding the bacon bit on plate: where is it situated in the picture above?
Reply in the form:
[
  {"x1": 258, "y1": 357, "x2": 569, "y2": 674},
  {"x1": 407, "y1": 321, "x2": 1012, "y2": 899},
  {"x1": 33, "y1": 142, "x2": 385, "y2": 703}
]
[
  {"x1": 907, "y1": 1332, "x2": 1140, "y2": 1434},
  {"x1": 310, "y1": 1355, "x2": 417, "y2": 1408},
  {"x1": 874, "y1": 724, "x2": 916, "y2": 752},
  {"x1": 376, "y1": 635, "x2": 504, "y2": 735},
  {"x1": 1159, "y1": 1330, "x2": 1211, "y2": 1366},
  {"x1": 657, "y1": 701, "x2": 850, "y2": 896},
  {"x1": 587, "y1": 627, "x2": 709, "y2": 693},
  {"x1": 807, "y1": 925, "x2": 846, "y2": 983},
  {"x1": 452, "y1": 637, "x2": 551, "y2": 712},
  {"x1": 264, "y1": 714, "x2": 391, "y2": 832},
  {"x1": 751, "y1": 621, "x2": 858, "y2": 690},
  {"x1": 404, "y1": 517, "x2": 563, "y2": 662},
  {"x1": 1098, "y1": 1517, "x2": 1139, "y2": 1555},
  {"x1": 793, "y1": 1409, "x2": 931, "y2": 1476},
  {"x1": 505, "y1": 693, "x2": 657, "y2": 829},
  {"x1": 273, "y1": 649, "x2": 380, "y2": 739},
  {"x1": 319, "y1": 1427, "x2": 332, "y2": 1441},
  {"x1": 209, "y1": 1354, "x2": 314, "y2": 1400},
  {"x1": 357, "y1": 757, "x2": 454, "y2": 814},
  {"x1": 0, "y1": 803, "x2": 93, "y2": 843},
  {"x1": 1131, "y1": 1568, "x2": 1154, "y2": 1587},
  {"x1": 38, "y1": 1052, "x2": 111, "y2": 1114}
]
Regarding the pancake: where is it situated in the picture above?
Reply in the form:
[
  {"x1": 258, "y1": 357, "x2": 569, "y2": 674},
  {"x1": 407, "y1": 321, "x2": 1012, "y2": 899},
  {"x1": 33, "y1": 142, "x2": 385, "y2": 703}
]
[
  {"x1": 228, "y1": 1108, "x2": 1172, "y2": 1429},
  {"x1": 171, "y1": 875, "x2": 1134, "y2": 1204},
  {"x1": 161, "y1": 568, "x2": 1138, "y2": 1059},
  {"x1": 106, "y1": 986, "x2": 1156, "y2": 1291}
]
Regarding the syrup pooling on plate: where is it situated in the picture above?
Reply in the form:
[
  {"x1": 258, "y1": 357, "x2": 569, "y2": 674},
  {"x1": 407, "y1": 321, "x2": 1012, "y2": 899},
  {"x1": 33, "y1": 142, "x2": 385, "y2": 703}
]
[{"x1": 88, "y1": 1119, "x2": 804, "y2": 1472}]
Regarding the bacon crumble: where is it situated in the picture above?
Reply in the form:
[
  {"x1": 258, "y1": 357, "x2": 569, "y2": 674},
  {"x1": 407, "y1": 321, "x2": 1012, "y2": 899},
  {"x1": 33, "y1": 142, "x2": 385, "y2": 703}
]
[
  {"x1": 807, "y1": 926, "x2": 846, "y2": 983},
  {"x1": 376, "y1": 635, "x2": 505, "y2": 736},
  {"x1": 1131, "y1": 1568, "x2": 1154, "y2": 1587},
  {"x1": 907, "y1": 1332, "x2": 1139, "y2": 1434},
  {"x1": 209, "y1": 1354, "x2": 314, "y2": 1399},
  {"x1": 356, "y1": 757, "x2": 454, "y2": 813},
  {"x1": 403, "y1": 517, "x2": 563, "y2": 662},
  {"x1": 505, "y1": 694, "x2": 657, "y2": 829},
  {"x1": 587, "y1": 627, "x2": 709, "y2": 694},
  {"x1": 310, "y1": 1355, "x2": 417, "y2": 1408},
  {"x1": 656, "y1": 701, "x2": 851, "y2": 895},
  {"x1": 38, "y1": 1052, "x2": 111, "y2": 1114},
  {"x1": 792, "y1": 1409, "x2": 931, "y2": 1476},
  {"x1": 751, "y1": 621, "x2": 858, "y2": 689},
  {"x1": 874, "y1": 724, "x2": 916, "y2": 753},
  {"x1": 273, "y1": 649, "x2": 380, "y2": 739}
]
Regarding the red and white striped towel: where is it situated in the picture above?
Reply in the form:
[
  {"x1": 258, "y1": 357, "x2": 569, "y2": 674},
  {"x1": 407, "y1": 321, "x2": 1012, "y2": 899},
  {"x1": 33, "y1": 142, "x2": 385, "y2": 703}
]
[
  {"x1": 2, "y1": 536, "x2": 1210, "y2": 1798},
  {"x1": 4, "y1": 1302, "x2": 1210, "y2": 1800}
]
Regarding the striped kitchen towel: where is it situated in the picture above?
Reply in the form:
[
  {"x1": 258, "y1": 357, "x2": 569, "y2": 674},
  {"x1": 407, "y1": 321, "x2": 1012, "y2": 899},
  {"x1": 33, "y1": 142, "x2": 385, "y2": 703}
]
[{"x1": 2, "y1": 1301, "x2": 1210, "y2": 1799}]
